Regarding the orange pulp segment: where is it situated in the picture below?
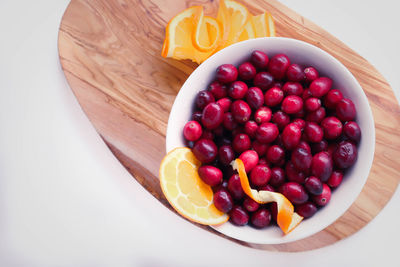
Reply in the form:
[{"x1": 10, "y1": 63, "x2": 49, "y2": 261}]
[{"x1": 193, "y1": 11, "x2": 222, "y2": 52}]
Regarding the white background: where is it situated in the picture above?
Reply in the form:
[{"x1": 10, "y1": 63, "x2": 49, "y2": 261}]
[{"x1": 0, "y1": 0, "x2": 399, "y2": 266}]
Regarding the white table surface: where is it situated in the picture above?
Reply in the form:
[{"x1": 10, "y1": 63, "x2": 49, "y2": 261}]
[{"x1": 0, "y1": 0, "x2": 399, "y2": 266}]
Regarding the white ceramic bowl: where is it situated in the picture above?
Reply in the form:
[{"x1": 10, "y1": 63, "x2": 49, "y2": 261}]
[{"x1": 166, "y1": 37, "x2": 375, "y2": 244}]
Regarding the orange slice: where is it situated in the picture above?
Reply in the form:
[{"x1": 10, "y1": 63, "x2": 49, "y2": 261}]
[
  {"x1": 159, "y1": 147, "x2": 229, "y2": 225},
  {"x1": 237, "y1": 20, "x2": 256, "y2": 42},
  {"x1": 232, "y1": 159, "x2": 303, "y2": 234},
  {"x1": 251, "y1": 12, "x2": 276, "y2": 38},
  {"x1": 193, "y1": 11, "x2": 222, "y2": 52}
]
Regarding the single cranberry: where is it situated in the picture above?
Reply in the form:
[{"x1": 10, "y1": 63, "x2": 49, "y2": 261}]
[
  {"x1": 213, "y1": 179, "x2": 229, "y2": 192},
  {"x1": 282, "y1": 82, "x2": 304, "y2": 96},
  {"x1": 333, "y1": 141, "x2": 358, "y2": 169},
  {"x1": 297, "y1": 140, "x2": 311, "y2": 154},
  {"x1": 279, "y1": 182, "x2": 308, "y2": 205},
  {"x1": 251, "y1": 209, "x2": 271, "y2": 228},
  {"x1": 238, "y1": 62, "x2": 257, "y2": 80},
  {"x1": 191, "y1": 111, "x2": 202, "y2": 122},
  {"x1": 286, "y1": 64, "x2": 305, "y2": 82},
  {"x1": 202, "y1": 103, "x2": 223, "y2": 129},
  {"x1": 239, "y1": 150, "x2": 259, "y2": 172},
  {"x1": 304, "y1": 97, "x2": 321, "y2": 112},
  {"x1": 269, "y1": 167, "x2": 285, "y2": 187},
  {"x1": 327, "y1": 170, "x2": 344, "y2": 188},
  {"x1": 343, "y1": 121, "x2": 361, "y2": 143},
  {"x1": 304, "y1": 67, "x2": 319, "y2": 82},
  {"x1": 336, "y1": 98, "x2": 356, "y2": 122},
  {"x1": 253, "y1": 71, "x2": 274, "y2": 90},
  {"x1": 223, "y1": 112, "x2": 238, "y2": 131},
  {"x1": 268, "y1": 53, "x2": 290, "y2": 79},
  {"x1": 250, "y1": 164, "x2": 271, "y2": 186},
  {"x1": 281, "y1": 95, "x2": 303, "y2": 114},
  {"x1": 243, "y1": 197, "x2": 260, "y2": 212},
  {"x1": 228, "y1": 174, "x2": 245, "y2": 200},
  {"x1": 312, "y1": 184, "x2": 331, "y2": 206},
  {"x1": 254, "y1": 106, "x2": 272, "y2": 124},
  {"x1": 217, "y1": 137, "x2": 232, "y2": 147},
  {"x1": 216, "y1": 97, "x2": 231, "y2": 112},
  {"x1": 291, "y1": 147, "x2": 312, "y2": 172},
  {"x1": 311, "y1": 139, "x2": 328, "y2": 154},
  {"x1": 271, "y1": 82, "x2": 283, "y2": 88},
  {"x1": 305, "y1": 107, "x2": 326, "y2": 123},
  {"x1": 229, "y1": 81, "x2": 248, "y2": 99},
  {"x1": 231, "y1": 100, "x2": 252, "y2": 123},
  {"x1": 285, "y1": 161, "x2": 307, "y2": 184},
  {"x1": 309, "y1": 77, "x2": 332, "y2": 97},
  {"x1": 258, "y1": 184, "x2": 275, "y2": 192},
  {"x1": 252, "y1": 140, "x2": 269, "y2": 157},
  {"x1": 266, "y1": 145, "x2": 285, "y2": 164},
  {"x1": 192, "y1": 139, "x2": 217, "y2": 163},
  {"x1": 198, "y1": 165, "x2": 223, "y2": 186},
  {"x1": 272, "y1": 111, "x2": 290, "y2": 130},
  {"x1": 256, "y1": 122, "x2": 279, "y2": 143},
  {"x1": 216, "y1": 64, "x2": 238, "y2": 83},
  {"x1": 302, "y1": 88, "x2": 312, "y2": 100},
  {"x1": 304, "y1": 122, "x2": 324, "y2": 143},
  {"x1": 251, "y1": 50, "x2": 269, "y2": 69},
  {"x1": 218, "y1": 145, "x2": 235, "y2": 166},
  {"x1": 208, "y1": 81, "x2": 228, "y2": 99},
  {"x1": 293, "y1": 118, "x2": 306, "y2": 130},
  {"x1": 321, "y1": 116, "x2": 343, "y2": 139},
  {"x1": 201, "y1": 130, "x2": 214, "y2": 140},
  {"x1": 233, "y1": 133, "x2": 251, "y2": 153},
  {"x1": 183, "y1": 120, "x2": 203, "y2": 141},
  {"x1": 244, "y1": 120, "x2": 258, "y2": 138},
  {"x1": 282, "y1": 123, "x2": 302, "y2": 150},
  {"x1": 304, "y1": 176, "x2": 323, "y2": 195},
  {"x1": 246, "y1": 87, "x2": 264, "y2": 109},
  {"x1": 230, "y1": 206, "x2": 249, "y2": 226},
  {"x1": 195, "y1": 90, "x2": 215, "y2": 110},
  {"x1": 311, "y1": 151, "x2": 333, "y2": 182},
  {"x1": 326, "y1": 143, "x2": 338, "y2": 158},
  {"x1": 296, "y1": 202, "x2": 317, "y2": 218},
  {"x1": 270, "y1": 202, "x2": 278, "y2": 222},
  {"x1": 324, "y1": 89, "x2": 343, "y2": 109},
  {"x1": 264, "y1": 87, "x2": 284, "y2": 107},
  {"x1": 213, "y1": 189, "x2": 233, "y2": 213}
]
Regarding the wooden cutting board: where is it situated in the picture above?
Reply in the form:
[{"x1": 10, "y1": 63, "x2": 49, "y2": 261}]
[{"x1": 58, "y1": 0, "x2": 400, "y2": 251}]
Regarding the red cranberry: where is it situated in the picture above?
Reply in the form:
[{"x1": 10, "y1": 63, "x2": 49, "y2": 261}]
[
  {"x1": 336, "y1": 98, "x2": 356, "y2": 122},
  {"x1": 291, "y1": 147, "x2": 312, "y2": 172},
  {"x1": 254, "y1": 71, "x2": 274, "y2": 90},
  {"x1": 250, "y1": 165, "x2": 271, "y2": 186},
  {"x1": 271, "y1": 82, "x2": 283, "y2": 88},
  {"x1": 286, "y1": 64, "x2": 305, "y2": 82},
  {"x1": 238, "y1": 62, "x2": 257, "y2": 80},
  {"x1": 252, "y1": 140, "x2": 268, "y2": 157},
  {"x1": 259, "y1": 185, "x2": 276, "y2": 192},
  {"x1": 243, "y1": 197, "x2": 260, "y2": 212},
  {"x1": 321, "y1": 116, "x2": 343, "y2": 139},
  {"x1": 233, "y1": 133, "x2": 251, "y2": 153},
  {"x1": 254, "y1": 107, "x2": 272, "y2": 124},
  {"x1": 216, "y1": 97, "x2": 231, "y2": 112},
  {"x1": 251, "y1": 209, "x2": 271, "y2": 228},
  {"x1": 324, "y1": 89, "x2": 343, "y2": 109},
  {"x1": 195, "y1": 90, "x2": 215, "y2": 110},
  {"x1": 333, "y1": 141, "x2": 358, "y2": 169},
  {"x1": 292, "y1": 118, "x2": 306, "y2": 130},
  {"x1": 213, "y1": 189, "x2": 233, "y2": 213},
  {"x1": 256, "y1": 122, "x2": 279, "y2": 143},
  {"x1": 282, "y1": 123, "x2": 302, "y2": 150},
  {"x1": 201, "y1": 130, "x2": 214, "y2": 140},
  {"x1": 183, "y1": 120, "x2": 203, "y2": 141},
  {"x1": 229, "y1": 81, "x2": 248, "y2": 99},
  {"x1": 304, "y1": 122, "x2": 324, "y2": 143},
  {"x1": 213, "y1": 179, "x2": 229, "y2": 192},
  {"x1": 327, "y1": 170, "x2": 343, "y2": 188},
  {"x1": 326, "y1": 143, "x2": 337, "y2": 158},
  {"x1": 191, "y1": 111, "x2": 202, "y2": 122},
  {"x1": 269, "y1": 167, "x2": 285, "y2": 187},
  {"x1": 231, "y1": 100, "x2": 252, "y2": 123},
  {"x1": 192, "y1": 139, "x2": 217, "y2": 163},
  {"x1": 282, "y1": 82, "x2": 303, "y2": 96},
  {"x1": 297, "y1": 140, "x2": 311, "y2": 154},
  {"x1": 264, "y1": 87, "x2": 284, "y2": 107},
  {"x1": 272, "y1": 111, "x2": 290, "y2": 130},
  {"x1": 198, "y1": 165, "x2": 223, "y2": 186},
  {"x1": 279, "y1": 182, "x2": 308, "y2": 205},
  {"x1": 285, "y1": 161, "x2": 307, "y2": 184},
  {"x1": 309, "y1": 77, "x2": 332, "y2": 97},
  {"x1": 311, "y1": 151, "x2": 333, "y2": 182},
  {"x1": 343, "y1": 121, "x2": 361, "y2": 143},
  {"x1": 202, "y1": 103, "x2": 223, "y2": 129},
  {"x1": 306, "y1": 107, "x2": 326, "y2": 123},
  {"x1": 208, "y1": 81, "x2": 228, "y2": 99},
  {"x1": 268, "y1": 53, "x2": 290, "y2": 79},
  {"x1": 312, "y1": 184, "x2": 331, "y2": 206},
  {"x1": 304, "y1": 97, "x2": 321, "y2": 112},
  {"x1": 216, "y1": 64, "x2": 238, "y2": 83},
  {"x1": 228, "y1": 174, "x2": 245, "y2": 200},
  {"x1": 270, "y1": 202, "x2": 278, "y2": 222},
  {"x1": 258, "y1": 158, "x2": 268, "y2": 166},
  {"x1": 230, "y1": 206, "x2": 249, "y2": 226},
  {"x1": 302, "y1": 88, "x2": 312, "y2": 100},
  {"x1": 239, "y1": 150, "x2": 259, "y2": 172},
  {"x1": 296, "y1": 202, "x2": 317, "y2": 218},
  {"x1": 304, "y1": 176, "x2": 323, "y2": 195},
  {"x1": 223, "y1": 112, "x2": 238, "y2": 131},
  {"x1": 251, "y1": 50, "x2": 269, "y2": 69},
  {"x1": 311, "y1": 139, "x2": 328, "y2": 154},
  {"x1": 246, "y1": 87, "x2": 264, "y2": 109},
  {"x1": 244, "y1": 120, "x2": 258, "y2": 138},
  {"x1": 218, "y1": 145, "x2": 235, "y2": 166},
  {"x1": 266, "y1": 145, "x2": 285, "y2": 164},
  {"x1": 281, "y1": 95, "x2": 303, "y2": 114},
  {"x1": 304, "y1": 67, "x2": 319, "y2": 82}
]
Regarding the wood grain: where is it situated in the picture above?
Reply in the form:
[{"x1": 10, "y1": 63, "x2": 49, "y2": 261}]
[{"x1": 58, "y1": 0, "x2": 400, "y2": 251}]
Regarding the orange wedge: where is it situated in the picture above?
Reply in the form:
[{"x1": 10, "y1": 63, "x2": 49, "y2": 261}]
[
  {"x1": 193, "y1": 10, "x2": 222, "y2": 52},
  {"x1": 232, "y1": 159, "x2": 303, "y2": 234},
  {"x1": 159, "y1": 147, "x2": 229, "y2": 225},
  {"x1": 251, "y1": 12, "x2": 276, "y2": 38},
  {"x1": 237, "y1": 20, "x2": 256, "y2": 42}
]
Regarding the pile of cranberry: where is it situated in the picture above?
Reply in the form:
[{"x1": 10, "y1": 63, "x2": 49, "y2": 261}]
[{"x1": 182, "y1": 50, "x2": 361, "y2": 229}]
